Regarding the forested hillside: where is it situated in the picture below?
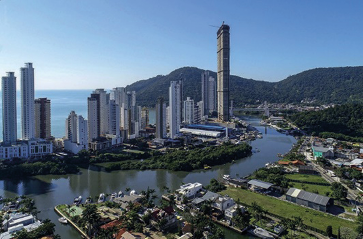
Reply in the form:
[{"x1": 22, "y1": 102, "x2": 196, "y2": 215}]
[
  {"x1": 289, "y1": 104, "x2": 363, "y2": 142},
  {"x1": 126, "y1": 66, "x2": 363, "y2": 107}
]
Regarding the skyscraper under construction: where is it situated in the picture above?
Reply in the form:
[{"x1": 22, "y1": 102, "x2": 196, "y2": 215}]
[{"x1": 217, "y1": 23, "x2": 230, "y2": 122}]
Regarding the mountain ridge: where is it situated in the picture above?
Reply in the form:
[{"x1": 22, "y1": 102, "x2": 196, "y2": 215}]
[{"x1": 126, "y1": 66, "x2": 363, "y2": 107}]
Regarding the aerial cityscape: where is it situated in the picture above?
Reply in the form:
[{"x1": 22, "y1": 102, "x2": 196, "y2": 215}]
[{"x1": 1, "y1": 1, "x2": 363, "y2": 239}]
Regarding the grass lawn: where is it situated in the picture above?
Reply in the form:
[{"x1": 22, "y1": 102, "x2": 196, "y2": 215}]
[
  {"x1": 289, "y1": 182, "x2": 332, "y2": 196},
  {"x1": 285, "y1": 174, "x2": 329, "y2": 184},
  {"x1": 221, "y1": 187, "x2": 355, "y2": 235}
]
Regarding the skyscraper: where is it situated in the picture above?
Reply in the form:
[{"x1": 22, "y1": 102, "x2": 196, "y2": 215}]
[
  {"x1": 93, "y1": 89, "x2": 108, "y2": 135},
  {"x1": 217, "y1": 23, "x2": 230, "y2": 122},
  {"x1": 2, "y1": 72, "x2": 17, "y2": 145},
  {"x1": 169, "y1": 80, "x2": 182, "y2": 139},
  {"x1": 155, "y1": 97, "x2": 166, "y2": 139},
  {"x1": 141, "y1": 107, "x2": 149, "y2": 129},
  {"x1": 77, "y1": 115, "x2": 88, "y2": 149},
  {"x1": 65, "y1": 111, "x2": 78, "y2": 143},
  {"x1": 87, "y1": 94, "x2": 100, "y2": 142},
  {"x1": 183, "y1": 97, "x2": 194, "y2": 124},
  {"x1": 108, "y1": 100, "x2": 120, "y2": 136},
  {"x1": 34, "y1": 98, "x2": 51, "y2": 139},
  {"x1": 21, "y1": 63, "x2": 35, "y2": 139},
  {"x1": 201, "y1": 71, "x2": 216, "y2": 115}
]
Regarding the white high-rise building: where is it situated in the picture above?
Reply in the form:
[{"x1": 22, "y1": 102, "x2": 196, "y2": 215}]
[
  {"x1": 120, "y1": 103, "x2": 128, "y2": 131},
  {"x1": 65, "y1": 111, "x2": 78, "y2": 143},
  {"x1": 87, "y1": 96, "x2": 99, "y2": 142},
  {"x1": 141, "y1": 107, "x2": 149, "y2": 129},
  {"x1": 169, "y1": 81, "x2": 182, "y2": 139},
  {"x1": 2, "y1": 72, "x2": 17, "y2": 145},
  {"x1": 108, "y1": 100, "x2": 120, "y2": 136},
  {"x1": 93, "y1": 89, "x2": 108, "y2": 135},
  {"x1": 21, "y1": 63, "x2": 35, "y2": 140},
  {"x1": 183, "y1": 97, "x2": 194, "y2": 124},
  {"x1": 110, "y1": 87, "x2": 126, "y2": 107},
  {"x1": 77, "y1": 115, "x2": 88, "y2": 149}
]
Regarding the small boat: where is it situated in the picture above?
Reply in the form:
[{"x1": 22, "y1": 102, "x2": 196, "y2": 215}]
[
  {"x1": 130, "y1": 190, "x2": 137, "y2": 196},
  {"x1": 85, "y1": 197, "x2": 92, "y2": 204},
  {"x1": 73, "y1": 196, "x2": 82, "y2": 205},
  {"x1": 118, "y1": 191, "x2": 124, "y2": 198},
  {"x1": 58, "y1": 217, "x2": 68, "y2": 224},
  {"x1": 0, "y1": 196, "x2": 3, "y2": 202},
  {"x1": 204, "y1": 165, "x2": 211, "y2": 170},
  {"x1": 223, "y1": 175, "x2": 230, "y2": 180},
  {"x1": 98, "y1": 193, "x2": 105, "y2": 203},
  {"x1": 110, "y1": 192, "x2": 117, "y2": 201}
]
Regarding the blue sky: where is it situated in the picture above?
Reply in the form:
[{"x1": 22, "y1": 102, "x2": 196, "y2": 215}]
[{"x1": 0, "y1": 0, "x2": 363, "y2": 89}]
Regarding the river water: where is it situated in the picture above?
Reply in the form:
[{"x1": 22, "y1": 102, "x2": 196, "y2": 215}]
[{"x1": 0, "y1": 116, "x2": 296, "y2": 238}]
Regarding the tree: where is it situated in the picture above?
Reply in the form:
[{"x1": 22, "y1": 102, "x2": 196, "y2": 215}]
[
  {"x1": 249, "y1": 202, "x2": 265, "y2": 221},
  {"x1": 82, "y1": 204, "x2": 101, "y2": 236},
  {"x1": 356, "y1": 214, "x2": 363, "y2": 234},
  {"x1": 232, "y1": 206, "x2": 250, "y2": 229},
  {"x1": 326, "y1": 225, "x2": 333, "y2": 237},
  {"x1": 331, "y1": 182, "x2": 348, "y2": 200}
]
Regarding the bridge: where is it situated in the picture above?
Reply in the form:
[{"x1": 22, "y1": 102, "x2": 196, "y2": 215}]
[{"x1": 233, "y1": 108, "x2": 279, "y2": 112}]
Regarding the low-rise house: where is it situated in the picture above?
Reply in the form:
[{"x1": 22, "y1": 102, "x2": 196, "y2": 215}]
[
  {"x1": 1, "y1": 213, "x2": 42, "y2": 239},
  {"x1": 298, "y1": 165, "x2": 317, "y2": 174},
  {"x1": 114, "y1": 194, "x2": 143, "y2": 210},
  {"x1": 150, "y1": 206, "x2": 177, "y2": 231},
  {"x1": 286, "y1": 188, "x2": 333, "y2": 212},
  {"x1": 224, "y1": 204, "x2": 245, "y2": 222},
  {"x1": 191, "y1": 191, "x2": 220, "y2": 207},
  {"x1": 312, "y1": 145, "x2": 334, "y2": 160},
  {"x1": 176, "y1": 182, "x2": 203, "y2": 198},
  {"x1": 213, "y1": 195, "x2": 235, "y2": 211},
  {"x1": 248, "y1": 179, "x2": 273, "y2": 192}
]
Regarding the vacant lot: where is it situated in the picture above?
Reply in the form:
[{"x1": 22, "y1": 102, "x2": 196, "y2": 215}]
[
  {"x1": 285, "y1": 173, "x2": 329, "y2": 184},
  {"x1": 221, "y1": 187, "x2": 355, "y2": 235}
]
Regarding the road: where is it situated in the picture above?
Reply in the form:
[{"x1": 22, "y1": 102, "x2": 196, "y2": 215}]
[{"x1": 300, "y1": 136, "x2": 359, "y2": 204}]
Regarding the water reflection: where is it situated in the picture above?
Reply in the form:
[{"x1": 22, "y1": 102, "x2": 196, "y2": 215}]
[{"x1": 0, "y1": 116, "x2": 296, "y2": 238}]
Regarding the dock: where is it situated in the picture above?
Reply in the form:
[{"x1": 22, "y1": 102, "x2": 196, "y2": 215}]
[{"x1": 54, "y1": 205, "x2": 90, "y2": 239}]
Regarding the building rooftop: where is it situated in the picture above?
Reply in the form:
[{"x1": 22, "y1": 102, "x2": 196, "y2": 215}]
[
  {"x1": 185, "y1": 124, "x2": 225, "y2": 131},
  {"x1": 286, "y1": 188, "x2": 331, "y2": 206},
  {"x1": 248, "y1": 179, "x2": 273, "y2": 189}
]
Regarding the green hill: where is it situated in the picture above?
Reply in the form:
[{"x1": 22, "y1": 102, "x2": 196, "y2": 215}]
[{"x1": 126, "y1": 66, "x2": 363, "y2": 107}]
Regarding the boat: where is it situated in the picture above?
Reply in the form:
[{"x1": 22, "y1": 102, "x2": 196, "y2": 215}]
[
  {"x1": 98, "y1": 193, "x2": 105, "y2": 203},
  {"x1": 118, "y1": 191, "x2": 124, "y2": 198},
  {"x1": 223, "y1": 175, "x2": 231, "y2": 180},
  {"x1": 0, "y1": 196, "x2": 3, "y2": 202},
  {"x1": 204, "y1": 165, "x2": 211, "y2": 170},
  {"x1": 58, "y1": 217, "x2": 68, "y2": 224},
  {"x1": 110, "y1": 192, "x2": 117, "y2": 201},
  {"x1": 73, "y1": 196, "x2": 82, "y2": 205},
  {"x1": 130, "y1": 190, "x2": 137, "y2": 196},
  {"x1": 252, "y1": 227, "x2": 274, "y2": 239},
  {"x1": 85, "y1": 197, "x2": 92, "y2": 204}
]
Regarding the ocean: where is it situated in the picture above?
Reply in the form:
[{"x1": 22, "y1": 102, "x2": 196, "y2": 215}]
[{"x1": 0, "y1": 90, "x2": 156, "y2": 139}]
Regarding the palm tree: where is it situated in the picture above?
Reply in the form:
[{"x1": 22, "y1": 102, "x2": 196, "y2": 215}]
[
  {"x1": 82, "y1": 204, "x2": 101, "y2": 236},
  {"x1": 125, "y1": 187, "x2": 131, "y2": 192},
  {"x1": 250, "y1": 202, "x2": 264, "y2": 221},
  {"x1": 69, "y1": 207, "x2": 76, "y2": 217}
]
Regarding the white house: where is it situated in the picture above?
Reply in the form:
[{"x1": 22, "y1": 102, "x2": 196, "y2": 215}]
[{"x1": 177, "y1": 182, "x2": 203, "y2": 198}]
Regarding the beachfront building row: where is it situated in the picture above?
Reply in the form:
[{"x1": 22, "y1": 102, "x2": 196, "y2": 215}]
[{"x1": 1, "y1": 63, "x2": 54, "y2": 159}]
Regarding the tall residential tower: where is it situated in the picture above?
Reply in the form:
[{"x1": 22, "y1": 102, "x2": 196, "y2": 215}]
[
  {"x1": 217, "y1": 23, "x2": 230, "y2": 122},
  {"x1": 35, "y1": 98, "x2": 51, "y2": 139},
  {"x1": 21, "y1": 63, "x2": 35, "y2": 139},
  {"x1": 2, "y1": 72, "x2": 17, "y2": 145}
]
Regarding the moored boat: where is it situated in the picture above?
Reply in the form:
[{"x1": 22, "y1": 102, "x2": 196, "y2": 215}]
[
  {"x1": 118, "y1": 191, "x2": 124, "y2": 198},
  {"x1": 98, "y1": 193, "x2": 105, "y2": 203},
  {"x1": 58, "y1": 217, "x2": 68, "y2": 224},
  {"x1": 73, "y1": 196, "x2": 82, "y2": 205}
]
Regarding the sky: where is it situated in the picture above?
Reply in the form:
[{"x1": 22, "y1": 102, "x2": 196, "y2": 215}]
[{"x1": 0, "y1": 0, "x2": 363, "y2": 90}]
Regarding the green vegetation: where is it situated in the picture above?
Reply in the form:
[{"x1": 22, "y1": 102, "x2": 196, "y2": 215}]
[
  {"x1": 205, "y1": 179, "x2": 226, "y2": 193},
  {"x1": 285, "y1": 174, "x2": 329, "y2": 184},
  {"x1": 290, "y1": 182, "x2": 332, "y2": 196},
  {"x1": 289, "y1": 104, "x2": 363, "y2": 141},
  {"x1": 221, "y1": 187, "x2": 355, "y2": 235},
  {"x1": 0, "y1": 160, "x2": 79, "y2": 179},
  {"x1": 104, "y1": 142, "x2": 251, "y2": 171},
  {"x1": 252, "y1": 167, "x2": 290, "y2": 188},
  {"x1": 127, "y1": 66, "x2": 363, "y2": 106}
]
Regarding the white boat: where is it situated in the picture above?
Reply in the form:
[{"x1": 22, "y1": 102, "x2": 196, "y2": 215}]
[
  {"x1": 118, "y1": 191, "x2": 124, "y2": 198},
  {"x1": 98, "y1": 193, "x2": 105, "y2": 203},
  {"x1": 110, "y1": 192, "x2": 117, "y2": 201},
  {"x1": 85, "y1": 197, "x2": 92, "y2": 204},
  {"x1": 58, "y1": 217, "x2": 68, "y2": 224},
  {"x1": 130, "y1": 190, "x2": 137, "y2": 196},
  {"x1": 73, "y1": 196, "x2": 82, "y2": 205},
  {"x1": 223, "y1": 175, "x2": 230, "y2": 180}
]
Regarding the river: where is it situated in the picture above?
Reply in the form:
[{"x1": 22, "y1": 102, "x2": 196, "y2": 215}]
[{"x1": 0, "y1": 116, "x2": 296, "y2": 238}]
